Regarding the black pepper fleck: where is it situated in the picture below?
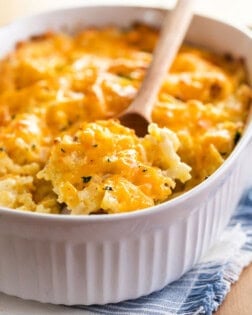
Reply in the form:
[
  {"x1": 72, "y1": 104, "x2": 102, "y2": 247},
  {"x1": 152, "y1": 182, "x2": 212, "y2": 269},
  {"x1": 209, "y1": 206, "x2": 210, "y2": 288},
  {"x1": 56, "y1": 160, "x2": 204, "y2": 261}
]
[
  {"x1": 210, "y1": 83, "x2": 222, "y2": 98},
  {"x1": 234, "y1": 131, "x2": 241, "y2": 145},
  {"x1": 82, "y1": 176, "x2": 92, "y2": 183},
  {"x1": 103, "y1": 186, "x2": 113, "y2": 191}
]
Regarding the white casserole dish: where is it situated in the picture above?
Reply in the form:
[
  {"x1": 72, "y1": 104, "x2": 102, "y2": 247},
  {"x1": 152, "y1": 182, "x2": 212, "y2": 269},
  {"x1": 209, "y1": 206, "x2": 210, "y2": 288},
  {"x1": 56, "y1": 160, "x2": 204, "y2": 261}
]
[{"x1": 0, "y1": 5, "x2": 251, "y2": 306}]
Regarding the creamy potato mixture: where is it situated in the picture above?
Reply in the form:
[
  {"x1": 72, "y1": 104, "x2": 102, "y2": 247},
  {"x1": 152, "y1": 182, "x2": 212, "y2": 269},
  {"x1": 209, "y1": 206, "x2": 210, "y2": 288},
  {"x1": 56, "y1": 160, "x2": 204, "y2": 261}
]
[{"x1": 0, "y1": 24, "x2": 250, "y2": 214}]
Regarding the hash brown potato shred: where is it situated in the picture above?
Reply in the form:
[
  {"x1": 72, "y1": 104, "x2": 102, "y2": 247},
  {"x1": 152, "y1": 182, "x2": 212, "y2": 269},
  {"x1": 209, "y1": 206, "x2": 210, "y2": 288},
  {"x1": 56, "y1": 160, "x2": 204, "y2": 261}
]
[{"x1": 0, "y1": 24, "x2": 250, "y2": 214}]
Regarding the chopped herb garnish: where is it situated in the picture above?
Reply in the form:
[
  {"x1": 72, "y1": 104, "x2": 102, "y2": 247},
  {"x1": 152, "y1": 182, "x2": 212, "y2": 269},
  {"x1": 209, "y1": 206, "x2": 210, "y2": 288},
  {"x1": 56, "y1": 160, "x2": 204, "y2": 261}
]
[
  {"x1": 107, "y1": 157, "x2": 111, "y2": 162},
  {"x1": 31, "y1": 144, "x2": 36, "y2": 150},
  {"x1": 142, "y1": 168, "x2": 147, "y2": 172},
  {"x1": 103, "y1": 186, "x2": 113, "y2": 191},
  {"x1": 92, "y1": 144, "x2": 98, "y2": 147},
  {"x1": 61, "y1": 148, "x2": 66, "y2": 153},
  {"x1": 234, "y1": 131, "x2": 241, "y2": 145},
  {"x1": 82, "y1": 176, "x2": 92, "y2": 183},
  {"x1": 117, "y1": 73, "x2": 132, "y2": 80}
]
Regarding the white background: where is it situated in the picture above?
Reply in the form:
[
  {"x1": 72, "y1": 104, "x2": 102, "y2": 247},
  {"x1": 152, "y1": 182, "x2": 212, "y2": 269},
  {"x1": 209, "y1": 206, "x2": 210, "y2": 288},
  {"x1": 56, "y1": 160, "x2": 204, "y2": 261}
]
[{"x1": 0, "y1": 0, "x2": 251, "y2": 26}]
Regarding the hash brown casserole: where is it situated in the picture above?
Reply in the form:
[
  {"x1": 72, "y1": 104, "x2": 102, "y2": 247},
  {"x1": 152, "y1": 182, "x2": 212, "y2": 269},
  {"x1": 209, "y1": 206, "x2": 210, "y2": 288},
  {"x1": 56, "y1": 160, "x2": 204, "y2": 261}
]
[{"x1": 0, "y1": 24, "x2": 251, "y2": 214}]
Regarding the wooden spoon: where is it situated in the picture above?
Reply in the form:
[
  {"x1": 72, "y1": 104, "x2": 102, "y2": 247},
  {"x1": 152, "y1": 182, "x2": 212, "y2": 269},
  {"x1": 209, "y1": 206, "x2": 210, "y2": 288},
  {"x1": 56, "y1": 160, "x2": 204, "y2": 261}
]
[{"x1": 118, "y1": 0, "x2": 195, "y2": 136}]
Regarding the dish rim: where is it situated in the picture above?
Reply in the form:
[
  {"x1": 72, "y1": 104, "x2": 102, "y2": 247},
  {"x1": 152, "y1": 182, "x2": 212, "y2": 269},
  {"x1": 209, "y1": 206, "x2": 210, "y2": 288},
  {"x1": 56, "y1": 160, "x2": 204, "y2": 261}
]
[{"x1": 0, "y1": 4, "x2": 251, "y2": 222}]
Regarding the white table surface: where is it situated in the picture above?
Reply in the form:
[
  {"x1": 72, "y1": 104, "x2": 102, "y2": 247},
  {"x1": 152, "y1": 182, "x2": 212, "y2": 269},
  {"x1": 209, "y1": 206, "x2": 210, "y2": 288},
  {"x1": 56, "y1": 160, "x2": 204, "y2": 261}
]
[{"x1": 0, "y1": 0, "x2": 251, "y2": 314}]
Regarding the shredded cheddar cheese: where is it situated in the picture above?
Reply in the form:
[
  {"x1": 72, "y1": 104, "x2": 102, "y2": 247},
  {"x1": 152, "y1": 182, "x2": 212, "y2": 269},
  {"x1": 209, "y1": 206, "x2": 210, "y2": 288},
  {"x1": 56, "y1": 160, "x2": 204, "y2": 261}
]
[
  {"x1": 0, "y1": 24, "x2": 250, "y2": 214},
  {"x1": 37, "y1": 121, "x2": 190, "y2": 214}
]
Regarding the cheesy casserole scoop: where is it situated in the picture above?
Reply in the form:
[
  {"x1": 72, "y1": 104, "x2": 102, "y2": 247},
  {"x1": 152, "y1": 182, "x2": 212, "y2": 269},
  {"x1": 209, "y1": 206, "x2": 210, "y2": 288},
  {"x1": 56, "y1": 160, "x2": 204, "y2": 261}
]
[{"x1": 38, "y1": 121, "x2": 190, "y2": 214}]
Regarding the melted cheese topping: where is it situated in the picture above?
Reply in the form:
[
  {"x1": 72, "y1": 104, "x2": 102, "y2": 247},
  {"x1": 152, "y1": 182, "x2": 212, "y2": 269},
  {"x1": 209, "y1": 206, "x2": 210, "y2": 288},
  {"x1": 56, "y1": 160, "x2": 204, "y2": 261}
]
[
  {"x1": 0, "y1": 24, "x2": 250, "y2": 214},
  {"x1": 38, "y1": 121, "x2": 190, "y2": 214}
]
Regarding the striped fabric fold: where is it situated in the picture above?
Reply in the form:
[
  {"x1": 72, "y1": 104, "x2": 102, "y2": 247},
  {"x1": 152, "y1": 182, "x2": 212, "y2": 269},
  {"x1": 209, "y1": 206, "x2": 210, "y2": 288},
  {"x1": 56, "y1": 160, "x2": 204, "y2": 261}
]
[{"x1": 74, "y1": 187, "x2": 252, "y2": 315}]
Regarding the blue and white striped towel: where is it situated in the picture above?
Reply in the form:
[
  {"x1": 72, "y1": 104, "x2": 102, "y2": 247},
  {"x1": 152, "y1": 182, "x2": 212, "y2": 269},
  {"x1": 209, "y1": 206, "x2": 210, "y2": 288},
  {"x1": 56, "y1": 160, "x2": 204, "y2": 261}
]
[{"x1": 74, "y1": 187, "x2": 252, "y2": 315}]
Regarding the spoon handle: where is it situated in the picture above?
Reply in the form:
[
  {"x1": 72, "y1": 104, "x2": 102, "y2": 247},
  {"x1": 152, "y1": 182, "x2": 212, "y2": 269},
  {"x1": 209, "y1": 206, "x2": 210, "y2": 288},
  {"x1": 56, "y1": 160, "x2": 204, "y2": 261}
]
[{"x1": 129, "y1": 0, "x2": 195, "y2": 120}]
